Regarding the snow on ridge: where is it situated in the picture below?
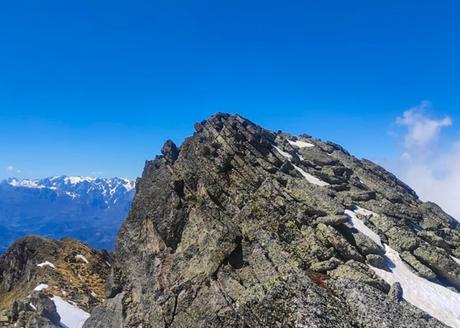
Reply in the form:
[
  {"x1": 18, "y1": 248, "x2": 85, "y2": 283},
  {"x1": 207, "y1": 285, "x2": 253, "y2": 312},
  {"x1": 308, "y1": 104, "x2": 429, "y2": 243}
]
[
  {"x1": 123, "y1": 179, "x2": 136, "y2": 192},
  {"x1": 345, "y1": 209, "x2": 382, "y2": 247},
  {"x1": 52, "y1": 296, "x2": 90, "y2": 328},
  {"x1": 274, "y1": 145, "x2": 329, "y2": 187},
  {"x1": 452, "y1": 256, "x2": 460, "y2": 266},
  {"x1": 292, "y1": 164, "x2": 330, "y2": 187},
  {"x1": 64, "y1": 176, "x2": 97, "y2": 185},
  {"x1": 287, "y1": 139, "x2": 315, "y2": 148},
  {"x1": 7, "y1": 178, "x2": 44, "y2": 189},
  {"x1": 372, "y1": 245, "x2": 460, "y2": 328},
  {"x1": 75, "y1": 254, "x2": 89, "y2": 264},
  {"x1": 37, "y1": 261, "x2": 56, "y2": 269},
  {"x1": 33, "y1": 284, "x2": 49, "y2": 292},
  {"x1": 65, "y1": 191, "x2": 78, "y2": 199},
  {"x1": 274, "y1": 146, "x2": 293, "y2": 160},
  {"x1": 353, "y1": 206, "x2": 378, "y2": 218},
  {"x1": 4, "y1": 176, "x2": 135, "y2": 200},
  {"x1": 348, "y1": 206, "x2": 460, "y2": 328}
]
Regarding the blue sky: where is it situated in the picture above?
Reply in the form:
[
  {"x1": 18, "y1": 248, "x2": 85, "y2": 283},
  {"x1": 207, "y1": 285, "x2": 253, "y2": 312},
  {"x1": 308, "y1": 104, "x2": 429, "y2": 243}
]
[{"x1": 1, "y1": 0, "x2": 460, "y2": 181}]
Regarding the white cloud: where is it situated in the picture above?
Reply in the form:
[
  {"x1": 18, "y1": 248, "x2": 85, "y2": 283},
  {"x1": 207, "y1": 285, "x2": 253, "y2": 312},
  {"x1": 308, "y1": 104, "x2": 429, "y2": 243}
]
[
  {"x1": 396, "y1": 101, "x2": 452, "y2": 149},
  {"x1": 6, "y1": 165, "x2": 21, "y2": 174},
  {"x1": 395, "y1": 102, "x2": 460, "y2": 221}
]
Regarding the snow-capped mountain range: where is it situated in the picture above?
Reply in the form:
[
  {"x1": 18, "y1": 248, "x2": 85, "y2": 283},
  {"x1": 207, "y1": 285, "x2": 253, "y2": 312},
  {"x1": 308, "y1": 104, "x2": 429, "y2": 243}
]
[
  {"x1": 6, "y1": 176, "x2": 135, "y2": 201},
  {"x1": 0, "y1": 176, "x2": 136, "y2": 253}
]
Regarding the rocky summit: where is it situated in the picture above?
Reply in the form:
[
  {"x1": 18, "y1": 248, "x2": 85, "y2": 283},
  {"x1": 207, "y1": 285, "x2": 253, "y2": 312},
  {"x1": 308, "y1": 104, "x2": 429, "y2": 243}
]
[
  {"x1": 78, "y1": 113, "x2": 460, "y2": 328},
  {"x1": 0, "y1": 235, "x2": 112, "y2": 328},
  {"x1": 4, "y1": 113, "x2": 460, "y2": 328}
]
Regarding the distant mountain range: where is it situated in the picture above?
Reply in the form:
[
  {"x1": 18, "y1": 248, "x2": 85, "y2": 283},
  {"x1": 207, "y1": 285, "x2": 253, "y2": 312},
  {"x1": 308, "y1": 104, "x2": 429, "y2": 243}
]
[{"x1": 0, "y1": 176, "x2": 135, "y2": 253}]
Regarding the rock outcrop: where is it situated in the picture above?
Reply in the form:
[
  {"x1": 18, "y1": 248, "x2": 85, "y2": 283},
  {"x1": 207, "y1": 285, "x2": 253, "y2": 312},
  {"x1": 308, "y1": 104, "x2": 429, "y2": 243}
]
[
  {"x1": 83, "y1": 113, "x2": 460, "y2": 327},
  {"x1": 0, "y1": 235, "x2": 112, "y2": 328}
]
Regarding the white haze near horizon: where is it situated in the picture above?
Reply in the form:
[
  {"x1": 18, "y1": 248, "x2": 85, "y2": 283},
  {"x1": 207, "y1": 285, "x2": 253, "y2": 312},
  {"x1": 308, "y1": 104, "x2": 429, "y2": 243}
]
[{"x1": 394, "y1": 101, "x2": 460, "y2": 221}]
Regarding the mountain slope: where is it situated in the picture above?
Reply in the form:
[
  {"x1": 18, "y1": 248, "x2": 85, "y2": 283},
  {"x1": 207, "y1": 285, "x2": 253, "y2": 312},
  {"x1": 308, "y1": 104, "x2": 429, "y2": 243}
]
[
  {"x1": 0, "y1": 176, "x2": 135, "y2": 253},
  {"x1": 0, "y1": 235, "x2": 112, "y2": 328},
  {"x1": 83, "y1": 113, "x2": 460, "y2": 328}
]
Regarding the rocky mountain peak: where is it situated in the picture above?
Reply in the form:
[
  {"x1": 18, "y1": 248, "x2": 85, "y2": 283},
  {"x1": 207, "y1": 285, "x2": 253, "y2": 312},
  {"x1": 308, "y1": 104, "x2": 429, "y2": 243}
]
[
  {"x1": 82, "y1": 113, "x2": 460, "y2": 328},
  {"x1": 4, "y1": 113, "x2": 460, "y2": 327}
]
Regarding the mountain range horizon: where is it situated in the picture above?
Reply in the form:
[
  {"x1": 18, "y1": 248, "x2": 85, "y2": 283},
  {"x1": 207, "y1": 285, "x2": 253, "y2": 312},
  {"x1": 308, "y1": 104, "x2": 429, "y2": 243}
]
[{"x1": 0, "y1": 175, "x2": 135, "y2": 253}]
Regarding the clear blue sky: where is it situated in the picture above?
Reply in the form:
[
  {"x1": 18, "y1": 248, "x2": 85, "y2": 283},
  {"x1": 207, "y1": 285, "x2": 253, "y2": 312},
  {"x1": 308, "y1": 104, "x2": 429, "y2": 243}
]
[{"x1": 1, "y1": 0, "x2": 459, "y2": 179}]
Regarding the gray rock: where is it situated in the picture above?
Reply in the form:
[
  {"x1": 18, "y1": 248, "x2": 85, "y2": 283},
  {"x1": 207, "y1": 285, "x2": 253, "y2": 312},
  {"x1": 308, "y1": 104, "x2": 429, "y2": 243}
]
[
  {"x1": 310, "y1": 257, "x2": 342, "y2": 272},
  {"x1": 388, "y1": 282, "x2": 403, "y2": 303},
  {"x1": 315, "y1": 214, "x2": 349, "y2": 226},
  {"x1": 400, "y1": 251, "x2": 437, "y2": 280},
  {"x1": 39, "y1": 113, "x2": 454, "y2": 328},
  {"x1": 83, "y1": 293, "x2": 124, "y2": 328},
  {"x1": 413, "y1": 244, "x2": 460, "y2": 288},
  {"x1": 366, "y1": 254, "x2": 387, "y2": 269}
]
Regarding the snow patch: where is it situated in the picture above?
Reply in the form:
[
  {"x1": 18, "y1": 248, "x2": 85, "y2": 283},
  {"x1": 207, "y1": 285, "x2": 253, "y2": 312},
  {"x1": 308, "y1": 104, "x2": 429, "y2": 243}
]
[
  {"x1": 274, "y1": 145, "x2": 329, "y2": 186},
  {"x1": 345, "y1": 209, "x2": 382, "y2": 247},
  {"x1": 274, "y1": 146, "x2": 293, "y2": 160},
  {"x1": 371, "y1": 246, "x2": 460, "y2": 328},
  {"x1": 354, "y1": 206, "x2": 379, "y2": 217},
  {"x1": 348, "y1": 207, "x2": 460, "y2": 328},
  {"x1": 75, "y1": 254, "x2": 89, "y2": 264},
  {"x1": 29, "y1": 303, "x2": 37, "y2": 311},
  {"x1": 65, "y1": 191, "x2": 78, "y2": 199},
  {"x1": 52, "y1": 296, "x2": 90, "y2": 328},
  {"x1": 37, "y1": 261, "x2": 56, "y2": 269},
  {"x1": 452, "y1": 256, "x2": 460, "y2": 266},
  {"x1": 33, "y1": 284, "x2": 48, "y2": 292},
  {"x1": 7, "y1": 178, "x2": 44, "y2": 189},
  {"x1": 292, "y1": 164, "x2": 330, "y2": 187},
  {"x1": 64, "y1": 176, "x2": 96, "y2": 185},
  {"x1": 122, "y1": 178, "x2": 136, "y2": 192},
  {"x1": 287, "y1": 139, "x2": 315, "y2": 148}
]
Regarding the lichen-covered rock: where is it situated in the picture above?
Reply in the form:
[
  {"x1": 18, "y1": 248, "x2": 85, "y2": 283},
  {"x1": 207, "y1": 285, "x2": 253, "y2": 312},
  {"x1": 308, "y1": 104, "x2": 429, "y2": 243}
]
[
  {"x1": 400, "y1": 251, "x2": 437, "y2": 280},
  {"x1": 366, "y1": 254, "x2": 386, "y2": 269},
  {"x1": 82, "y1": 113, "x2": 458, "y2": 328},
  {"x1": 329, "y1": 260, "x2": 390, "y2": 293},
  {"x1": 9, "y1": 291, "x2": 61, "y2": 328},
  {"x1": 81, "y1": 293, "x2": 124, "y2": 328},
  {"x1": 310, "y1": 257, "x2": 342, "y2": 272},
  {"x1": 413, "y1": 244, "x2": 460, "y2": 288},
  {"x1": 387, "y1": 226, "x2": 419, "y2": 252},
  {"x1": 351, "y1": 230, "x2": 385, "y2": 256},
  {"x1": 316, "y1": 223, "x2": 364, "y2": 262},
  {"x1": 315, "y1": 214, "x2": 349, "y2": 226}
]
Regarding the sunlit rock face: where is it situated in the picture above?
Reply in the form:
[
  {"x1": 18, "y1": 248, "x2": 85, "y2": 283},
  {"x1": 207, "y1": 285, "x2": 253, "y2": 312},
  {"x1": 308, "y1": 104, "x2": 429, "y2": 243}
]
[{"x1": 51, "y1": 113, "x2": 460, "y2": 327}]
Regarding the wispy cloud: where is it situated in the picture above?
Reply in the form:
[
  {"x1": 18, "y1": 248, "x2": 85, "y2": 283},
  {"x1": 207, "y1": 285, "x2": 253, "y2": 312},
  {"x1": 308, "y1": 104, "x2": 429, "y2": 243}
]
[
  {"x1": 6, "y1": 165, "x2": 21, "y2": 174},
  {"x1": 395, "y1": 102, "x2": 460, "y2": 220},
  {"x1": 396, "y1": 101, "x2": 452, "y2": 150}
]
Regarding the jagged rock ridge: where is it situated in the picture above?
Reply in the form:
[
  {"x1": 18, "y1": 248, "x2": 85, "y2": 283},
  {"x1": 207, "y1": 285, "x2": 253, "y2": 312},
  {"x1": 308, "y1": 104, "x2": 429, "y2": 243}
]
[{"x1": 82, "y1": 113, "x2": 460, "y2": 327}]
